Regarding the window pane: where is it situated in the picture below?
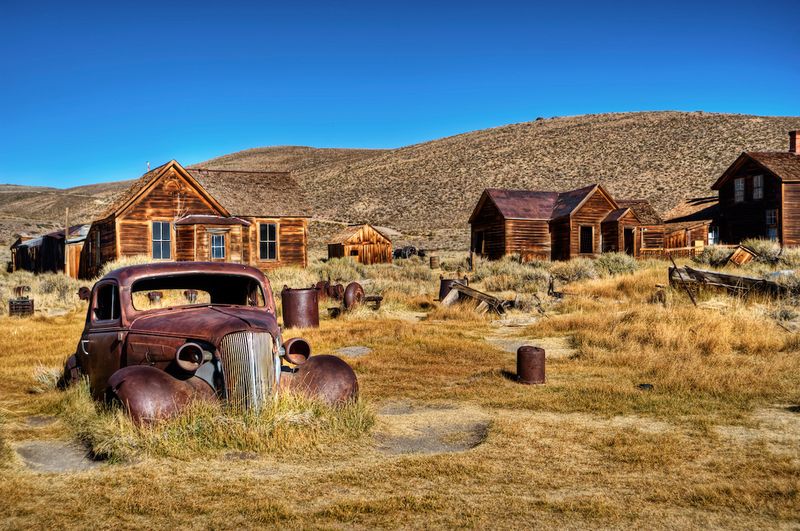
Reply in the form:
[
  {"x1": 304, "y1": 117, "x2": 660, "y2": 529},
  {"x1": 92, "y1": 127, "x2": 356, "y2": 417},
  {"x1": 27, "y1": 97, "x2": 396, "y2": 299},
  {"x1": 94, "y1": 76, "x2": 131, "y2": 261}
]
[
  {"x1": 268, "y1": 241, "x2": 276, "y2": 259},
  {"x1": 153, "y1": 241, "x2": 161, "y2": 259},
  {"x1": 153, "y1": 221, "x2": 161, "y2": 240},
  {"x1": 259, "y1": 242, "x2": 268, "y2": 260},
  {"x1": 268, "y1": 224, "x2": 276, "y2": 241},
  {"x1": 163, "y1": 223, "x2": 171, "y2": 242},
  {"x1": 260, "y1": 224, "x2": 268, "y2": 241},
  {"x1": 162, "y1": 241, "x2": 171, "y2": 260}
]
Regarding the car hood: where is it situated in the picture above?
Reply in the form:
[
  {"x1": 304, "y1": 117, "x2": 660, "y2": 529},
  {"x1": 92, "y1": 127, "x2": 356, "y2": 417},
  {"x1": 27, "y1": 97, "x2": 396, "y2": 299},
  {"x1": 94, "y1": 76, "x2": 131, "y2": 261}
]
[{"x1": 128, "y1": 306, "x2": 281, "y2": 345}]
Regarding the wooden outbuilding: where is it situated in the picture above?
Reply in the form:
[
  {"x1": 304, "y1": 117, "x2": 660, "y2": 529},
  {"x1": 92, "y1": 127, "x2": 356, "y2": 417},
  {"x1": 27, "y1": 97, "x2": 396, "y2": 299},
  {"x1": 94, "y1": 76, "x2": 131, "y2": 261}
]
[
  {"x1": 327, "y1": 224, "x2": 392, "y2": 265},
  {"x1": 11, "y1": 225, "x2": 89, "y2": 277},
  {"x1": 79, "y1": 160, "x2": 309, "y2": 279},
  {"x1": 469, "y1": 184, "x2": 645, "y2": 261}
]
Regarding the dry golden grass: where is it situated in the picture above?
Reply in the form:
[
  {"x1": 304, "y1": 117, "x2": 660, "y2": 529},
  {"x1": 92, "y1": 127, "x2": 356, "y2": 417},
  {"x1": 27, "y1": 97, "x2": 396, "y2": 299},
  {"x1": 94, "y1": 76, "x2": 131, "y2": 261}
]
[{"x1": 1, "y1": 258, "x2": 799, "y2": 528}]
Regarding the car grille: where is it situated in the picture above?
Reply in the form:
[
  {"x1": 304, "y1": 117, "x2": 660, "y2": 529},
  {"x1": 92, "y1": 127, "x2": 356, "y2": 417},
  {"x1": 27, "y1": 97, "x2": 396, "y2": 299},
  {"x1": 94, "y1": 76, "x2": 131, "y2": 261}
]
[{"x1": 218, "y1": 331, "x2": 275, "y2": 410}]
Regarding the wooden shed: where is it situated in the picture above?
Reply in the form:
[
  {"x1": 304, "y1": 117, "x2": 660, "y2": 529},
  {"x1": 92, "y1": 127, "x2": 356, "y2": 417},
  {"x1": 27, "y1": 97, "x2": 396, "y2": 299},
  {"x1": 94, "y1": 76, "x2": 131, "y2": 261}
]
[
  {"x1": 11, "y1": 224, "x2": 88, "y2": 278},
  {"x1": 327, "y1": 224, "x2": 392, "y2": 265}
]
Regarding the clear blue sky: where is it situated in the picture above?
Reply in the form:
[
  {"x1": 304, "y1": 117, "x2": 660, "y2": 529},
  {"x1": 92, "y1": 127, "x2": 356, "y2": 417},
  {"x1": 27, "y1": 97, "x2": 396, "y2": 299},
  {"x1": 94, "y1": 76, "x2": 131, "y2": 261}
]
[{"x1": 1, "y1": 0, "x2": 798, "y2": 187}]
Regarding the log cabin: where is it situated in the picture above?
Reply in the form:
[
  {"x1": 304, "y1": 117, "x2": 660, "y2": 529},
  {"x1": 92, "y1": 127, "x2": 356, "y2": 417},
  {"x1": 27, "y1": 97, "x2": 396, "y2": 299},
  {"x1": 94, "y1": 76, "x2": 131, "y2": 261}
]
[
  {"x1": 79, "y1": 160, "x2": 308, "y2": 279},
  {"x1": 327, "y1": 224, "x2": 392, "y2": 265},
  {"x1": 710, "y1": 131, "x2": 800, "y2": 245},
  {"x1": 469, "y1": 184, "x2": 646, "y2": 261}
]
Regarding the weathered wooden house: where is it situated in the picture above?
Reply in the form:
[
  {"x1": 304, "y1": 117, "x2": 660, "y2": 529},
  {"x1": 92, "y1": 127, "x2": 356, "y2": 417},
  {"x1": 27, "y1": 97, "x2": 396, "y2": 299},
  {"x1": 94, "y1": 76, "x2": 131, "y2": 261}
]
[
  {"x1": 11, "y1": 225, "x2": 89, "y2": 277},
  {"x1": 469, "y1": 184, "x2": 645, "y2": 261},
  {"x1": 710, "y1": 131, "x2": 800, "y2": 245},
  {"x1": 80, "y1": 160, "x2": 308, "y2": 278},
  {"x1": 327, "y1": 224, "x2": 392, "y2": 265}
]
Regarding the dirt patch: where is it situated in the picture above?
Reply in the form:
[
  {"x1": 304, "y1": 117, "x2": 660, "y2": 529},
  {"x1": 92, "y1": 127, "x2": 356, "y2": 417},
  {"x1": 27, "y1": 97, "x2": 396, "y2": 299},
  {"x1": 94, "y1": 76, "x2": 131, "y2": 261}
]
[
  {"x1": 336, "y1": 346, "x2": 372, "y2": 358},
  {"x1": 485, "y1": 335, "x2": 576, "y2": 359},
  {"x1": 25, "y1": 415, "x2": 57, "y2": 428},
  {"x1": 717, "y1": 405, "x2": 800, "y2": 456},
  {"x1": 15, "y1": 441, "x2": 101, "y2": 473},
  {"x1": 375, "y1": 402, "x2": 490, "y2": 455}
]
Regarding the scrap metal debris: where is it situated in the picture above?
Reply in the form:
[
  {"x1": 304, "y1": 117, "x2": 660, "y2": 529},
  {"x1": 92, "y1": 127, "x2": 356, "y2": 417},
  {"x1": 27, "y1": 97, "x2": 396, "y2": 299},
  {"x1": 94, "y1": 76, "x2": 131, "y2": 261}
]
[
  {"x1": 440, "y1": 282, "x2": 517, "y2": 314},
  {"x1": 669, "y1": 266, "x2": 788, "y2": 297}
]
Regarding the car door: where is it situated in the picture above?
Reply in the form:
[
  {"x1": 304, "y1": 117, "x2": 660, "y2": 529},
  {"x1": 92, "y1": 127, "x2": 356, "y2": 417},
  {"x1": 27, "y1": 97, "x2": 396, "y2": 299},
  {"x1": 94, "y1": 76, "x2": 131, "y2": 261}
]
[{"x1": 81, "y1": 281, "x2": 125, "y2": 399}]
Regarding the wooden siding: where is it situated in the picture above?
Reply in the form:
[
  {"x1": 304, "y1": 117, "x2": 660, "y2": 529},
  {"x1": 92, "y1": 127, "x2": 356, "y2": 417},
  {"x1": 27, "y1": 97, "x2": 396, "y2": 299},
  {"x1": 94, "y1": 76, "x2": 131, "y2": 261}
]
[
  {"x1": 717, "y1": 160, "x2": 781, "y2": 244},
  {"x1": 175, "y1": 225, "x2": 195, "y2": 261},
  {"x1": 118, "y1": 221, "x2": 149, "y2": 257},
  {"x1": 470, "y1": 198, "x2": 507, "y2": 260},
  {"x1": 640, "y1": 225, "x2": 665, "y2": 248},
  {"x1": 782, "y1": 182, "x2": 800, "y2": 246},
  {"x1": 569, "y1": 189, "x2": 617, "y2": 257},
  {"x1": 242, "y1": 217, "x2": 308, "y2": 270},
  {"x1": 79, "y1": 218, "x2": 117, "y2": 279},
  {"x1": 504, "y1": 219, "x2": 550, "y2": 261}
]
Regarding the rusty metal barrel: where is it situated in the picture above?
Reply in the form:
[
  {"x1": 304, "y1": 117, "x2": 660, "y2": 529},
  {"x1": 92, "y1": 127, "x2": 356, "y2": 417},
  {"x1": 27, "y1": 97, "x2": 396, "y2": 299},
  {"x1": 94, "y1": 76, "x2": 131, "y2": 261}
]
[
  {"x1": 517, "y1": 346, "x2": 545, "y2": 384},
  {"x1": 438, "y1": 275, "x2": 468, "y2": 301},
  {"x1": 281, "y1": 286, "x2": 320, "y2": 329},
  {"x1": 429, "y1": 255, "x2": 440, "y2": 269}
]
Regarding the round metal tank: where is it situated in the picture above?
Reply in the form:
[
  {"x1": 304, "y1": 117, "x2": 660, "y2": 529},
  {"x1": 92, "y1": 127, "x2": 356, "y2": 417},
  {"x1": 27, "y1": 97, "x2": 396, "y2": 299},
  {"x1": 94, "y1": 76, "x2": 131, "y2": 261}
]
[
  {"x1": 429, "y1": 255, "x2": 440, "y2": 269},
  {"x1": 517, "y1": 346, "x2": 545, "y2": 384},
  {"x1": 281, "y1": 286, "x2": 320, "y2": 329},
  {"x1": 438, "y1": 276, "x2": 468, "y2": 301}
]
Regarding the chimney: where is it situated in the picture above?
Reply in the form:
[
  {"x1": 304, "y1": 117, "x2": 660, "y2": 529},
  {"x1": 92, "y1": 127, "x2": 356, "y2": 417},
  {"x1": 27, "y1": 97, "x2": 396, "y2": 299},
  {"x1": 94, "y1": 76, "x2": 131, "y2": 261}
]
[{"x1": 791, "y1": 131, "x2": 799, "y2": 155}]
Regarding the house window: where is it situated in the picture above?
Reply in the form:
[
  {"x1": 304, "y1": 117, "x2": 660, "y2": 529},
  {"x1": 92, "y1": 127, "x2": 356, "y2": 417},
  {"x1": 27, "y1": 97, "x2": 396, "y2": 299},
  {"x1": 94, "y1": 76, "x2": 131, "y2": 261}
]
[
  {"x1": 152, "y1": 221, "x2": 171, "y2": 259},
  {"x1": 734, "y1": 178, "x2": 745, "y2": 203},
  {"x1": 211, "y1": 234, "x2": 225, "y2": 259},
  {"x1": 753, "y1": 174, "x2": 764, "y2": 200},
  {"x1": 579, "y1": 226, "x2": 594, "y2": 254},
  {"x1": 259, "y1": 223, "x2": 277, "y2": 260},
  {"x1": 767, "y1": 227, "x2": 779, "y2": 241},
  {"x1": 766, "y1": 209, "x2": 778, "y2": 227}
]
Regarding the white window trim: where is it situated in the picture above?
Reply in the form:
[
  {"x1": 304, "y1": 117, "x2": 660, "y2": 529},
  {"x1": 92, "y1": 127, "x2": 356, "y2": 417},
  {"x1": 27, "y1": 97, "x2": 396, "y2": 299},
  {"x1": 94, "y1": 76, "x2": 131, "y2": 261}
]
[
  {"x1": 211, "y1": 233, "x2": 226, "y2": 259},
  {"x1": 151, "y1": 220, "x2": 172, "y2": 260},
  {"x1": 258, "y1": 221, "x2": 279, "y2": 261}
]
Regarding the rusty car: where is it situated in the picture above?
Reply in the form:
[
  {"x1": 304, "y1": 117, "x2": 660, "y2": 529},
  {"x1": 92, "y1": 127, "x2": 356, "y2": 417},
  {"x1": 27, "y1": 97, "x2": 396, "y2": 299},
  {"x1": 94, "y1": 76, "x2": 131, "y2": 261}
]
[{"x1": 60, "y1": 262, "x2": 357, "y2": 423}]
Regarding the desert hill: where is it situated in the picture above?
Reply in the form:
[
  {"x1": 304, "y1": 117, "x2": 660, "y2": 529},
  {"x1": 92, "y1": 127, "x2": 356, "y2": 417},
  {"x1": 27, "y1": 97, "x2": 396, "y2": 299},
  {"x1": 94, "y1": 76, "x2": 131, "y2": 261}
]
[
  {"x1": 196, "y1": 112, "x2": 800, "y2": 248},
  {"x1": 3, "y1": 111, "x2": 800, "y2": 255}
]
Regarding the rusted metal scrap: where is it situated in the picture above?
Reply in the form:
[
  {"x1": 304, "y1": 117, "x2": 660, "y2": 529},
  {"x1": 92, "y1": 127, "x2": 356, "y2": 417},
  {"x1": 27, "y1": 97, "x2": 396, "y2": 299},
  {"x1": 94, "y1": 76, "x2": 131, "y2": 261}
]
[
  {"x1": 669, "y1": 266, "x2": 788, "y2": 297},
  {"x1": 440, "y1": 282, "x2": 516, "y2": 314},
  {"x1": 282, "y1": 286, "x2": 320, "y2": 329},
  {"x1": 517, "y1": 346, "x2": 545, "y2": 385},
  {"x1": 58, "y1": 262, "x2": 359, "y2": 424},
  {"x1": 9, "y1": 285, "x2": 34, "y2": 317},
  {"x1": 322, "y1": 281, "x2": 383, "y2": 318}
]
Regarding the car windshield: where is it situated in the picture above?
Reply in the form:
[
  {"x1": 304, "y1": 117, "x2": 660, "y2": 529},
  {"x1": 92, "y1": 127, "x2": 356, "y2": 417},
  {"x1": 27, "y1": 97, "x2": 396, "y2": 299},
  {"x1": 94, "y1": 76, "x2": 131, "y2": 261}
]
[{"x1": 130, "y1": 273, "x2": 266, "y2": 311}]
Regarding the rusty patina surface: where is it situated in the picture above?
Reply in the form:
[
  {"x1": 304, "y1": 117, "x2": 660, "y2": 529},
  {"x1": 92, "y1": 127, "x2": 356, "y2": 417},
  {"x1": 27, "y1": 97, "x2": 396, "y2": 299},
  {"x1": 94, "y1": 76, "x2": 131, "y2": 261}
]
[{"x1": 63, "y1": 261, "x2": 357, "y2": 423}]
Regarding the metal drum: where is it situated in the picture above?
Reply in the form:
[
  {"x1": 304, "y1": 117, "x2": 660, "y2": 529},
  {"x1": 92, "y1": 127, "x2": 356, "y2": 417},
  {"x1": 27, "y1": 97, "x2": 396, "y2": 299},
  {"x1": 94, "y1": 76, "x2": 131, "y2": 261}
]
[
  {"x1": 517, "y1": 346, "x2": 545, "y2": 384},
  {"x1": 429, "y1": 255, "x2": 440, "y2": 269},
  {"x1": 281, "y1": 287, "x2": 320, "y2": 329},
  {"x1": 438, "y1": 275, "x2": 468, "y2": 301}
]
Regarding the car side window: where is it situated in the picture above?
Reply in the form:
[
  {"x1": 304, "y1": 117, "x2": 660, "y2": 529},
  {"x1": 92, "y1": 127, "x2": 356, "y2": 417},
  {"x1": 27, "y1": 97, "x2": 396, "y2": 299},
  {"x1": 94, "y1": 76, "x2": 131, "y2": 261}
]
[{"x1": 93, "y1": 283, "x2": 121, "y2": 322}]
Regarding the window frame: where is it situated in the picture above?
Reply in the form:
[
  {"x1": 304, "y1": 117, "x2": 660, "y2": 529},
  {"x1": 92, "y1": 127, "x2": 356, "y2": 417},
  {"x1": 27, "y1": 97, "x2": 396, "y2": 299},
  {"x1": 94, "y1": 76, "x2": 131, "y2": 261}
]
[
  {"x1": 765, "y1": 208, "x2": 778, "y2": 227},
  {"x1": 578, "y1": 225, "x2": 594, "y2": 255},
  {"x1": 753, "y1": 174, "x2": 764, "y2": 200},
  {"x1": 734, "y1": 178, "x2": 745, "y2": 203},
  {"x1": 92, "y1": 281, "x2": 121, "y2": 325},
  {"x1": 767, "y1": 227, "x2": 779, "y2": 241},
  {"x1": 258, "y1": 222, "x2": 279, "y2": 261},
  {"x1": 151, "y1": 220, "x2": 172, "y2": 260},
  {"x1": 210, "y1": 233, "x2": 226, "y2": 260}
]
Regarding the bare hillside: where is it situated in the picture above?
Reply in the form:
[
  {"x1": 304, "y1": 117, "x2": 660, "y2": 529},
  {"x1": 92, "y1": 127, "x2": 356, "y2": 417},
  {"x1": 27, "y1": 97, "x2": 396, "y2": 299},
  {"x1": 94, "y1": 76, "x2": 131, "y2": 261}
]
[
  {"x1": 197, "y1": 112, "x2": 800, "y2": 248},
  {"x1": 191, "y1": 146, "x2": 386, "y2": 173}
]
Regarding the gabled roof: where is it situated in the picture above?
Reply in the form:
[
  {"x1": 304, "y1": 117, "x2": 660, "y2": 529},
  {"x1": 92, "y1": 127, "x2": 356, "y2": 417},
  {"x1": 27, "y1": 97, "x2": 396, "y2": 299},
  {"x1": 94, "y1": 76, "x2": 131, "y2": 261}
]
[
  {"x1": 665, "y1": 196, "x2": 719, "y2": 224},
  {"x1": 99, "y1": 160, "x2": 229, "y2": 219},
  {"x1": 602, "y1": 208, "x2": 633, "y2": 223},
  {"x1": 472, "y1": 189, "x2": 559, "y2": 222},
  {"x1": 617, "y1": 200, "x2": 663, "y2": 225},
  {"x1": 712, "y1": 151, "x2": 800, "y2": 190},
  {"x1": 328, "y1": 223, "x2": 391, "y2": 244},
  {"x1": 471, "y1": 184, "x2": 619, "y2": 223},
  {"x1": 551, "y1": 184, "x2": 605, "y2": 219},
  {"x1": 187, "y1": 168, "x2": 309, "y2": 218}
]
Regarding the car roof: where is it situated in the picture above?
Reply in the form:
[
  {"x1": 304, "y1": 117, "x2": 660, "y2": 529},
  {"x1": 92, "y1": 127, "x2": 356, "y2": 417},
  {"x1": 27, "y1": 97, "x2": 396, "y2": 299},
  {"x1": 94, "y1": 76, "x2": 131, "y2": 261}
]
[{"x1": 100, "y1": 262, "x2": 270, "y2": 288}]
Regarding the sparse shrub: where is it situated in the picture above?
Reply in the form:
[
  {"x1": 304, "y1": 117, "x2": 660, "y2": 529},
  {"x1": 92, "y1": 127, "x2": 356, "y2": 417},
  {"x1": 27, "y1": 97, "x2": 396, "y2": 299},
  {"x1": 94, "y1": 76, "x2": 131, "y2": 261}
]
[
  {"x1": 594, "y1": 253, "x2": 638, "y2": 276},
  {"x1": 777, "y1": 247, "x2": 800, "y2": 269},
  {"x1": 549, "y1": 258, "x2": 597, "y2": 283},
  {"x1": 312, "y1": 258, "x2": 369, "y2": 282},
  {"x1": 693, "y1": 245, "x2": 733, "y2": 267}
]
